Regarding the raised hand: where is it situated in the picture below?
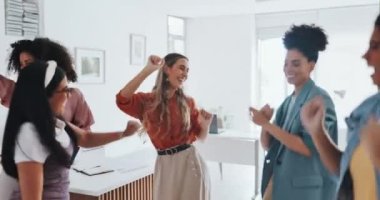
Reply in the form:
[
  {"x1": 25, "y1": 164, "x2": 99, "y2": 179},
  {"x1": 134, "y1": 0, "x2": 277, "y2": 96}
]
[
  {"x1": 198, "y1": 109, "x2": 213, "y2": 129},
  {"x1": 143, "y1": 55, "x2": 164, "y2": 73},
  {"x1": 250, "y1": 107, "x2": 270, "y2": 126},
  {"x1": 122, "y1": 120, "x2": 141, "y2": 137},
  {"x1": 261, "y1": 104, "x2": 274, "y2": 120},
  {"x1": 300, "y1": 96, "x2": 325, "y2": 136}
]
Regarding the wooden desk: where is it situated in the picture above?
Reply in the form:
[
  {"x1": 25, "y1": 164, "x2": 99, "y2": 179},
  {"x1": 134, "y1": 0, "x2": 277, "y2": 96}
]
[
  {"x1": 69, "y1": 146, "x2": 156, "y2": 200},
  {"x1": 194, "y1": 129, "x2": 261, "y2": 198}
]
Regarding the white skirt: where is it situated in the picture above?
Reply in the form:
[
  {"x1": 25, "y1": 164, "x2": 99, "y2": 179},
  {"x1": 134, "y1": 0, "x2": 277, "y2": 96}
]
[{"x1": 153, "y1": 145, "x2": 211, "y2": 200}]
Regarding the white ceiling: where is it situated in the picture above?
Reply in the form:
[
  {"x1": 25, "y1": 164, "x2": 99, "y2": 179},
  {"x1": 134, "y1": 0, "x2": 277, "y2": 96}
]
[{"x1": 147, "y1": 0, "x2": 379, "y2": 18}]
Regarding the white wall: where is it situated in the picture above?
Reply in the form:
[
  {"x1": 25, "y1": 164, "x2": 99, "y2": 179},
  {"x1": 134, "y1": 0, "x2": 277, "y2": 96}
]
[
  {"x1": 43, "y1": 0, "x2": 170, "y2": 131},
  {"x1": 257, "y1": 5, "x2": 379, "y2": 147},
  {"x1": 0, "y1": 0, "x2": 378, "y2": 141},
  {"x1": 186, "y1": 15, "x2": 256, "y2": 131},
  {"x1": 255, "y1": 0, "x2": 378, "y2": 14},
  {"x1": 316, "y1": 6, "x2": 379, "y2": 131},
  {"x1": 186, "y1": 4, "x2": 379, "y2": 135},
  {"x1": 0, "y1": 0, "x2": 172, "y2": 154},
  {"x1": 0, "y1": 0, "x2": 170, "y2": 133}
]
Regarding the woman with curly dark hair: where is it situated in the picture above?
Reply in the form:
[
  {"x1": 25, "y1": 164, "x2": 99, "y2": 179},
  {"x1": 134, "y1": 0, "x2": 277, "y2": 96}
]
[
  {"x1": 249, "y1": 24, "x2": 338, "y2": 200},
  {"x1": 301, "y1": 14, "x2": 380, "y2": 200},
  {"x1": 0, "y1": 61, "x2": 139, "y2": 199},
  {"x1": 0, "y1": 38, "x2": 94, "y2": 130}
]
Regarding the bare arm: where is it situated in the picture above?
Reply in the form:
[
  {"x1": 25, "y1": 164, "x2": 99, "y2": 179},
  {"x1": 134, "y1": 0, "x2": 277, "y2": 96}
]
[
  {"x1": 197, "y1": 128, "x2": 209, "y2": 141},
  {"x1": 68, "y1": 120, "x2": 141, "y2": 148},
  {"x1": 251, "y1": 105, "x2": 274, "y2": 151},
  {"x1": 0, "y1": 74, "x2": 15, "y2": 107},
  {"x1": 260, "y1": 128, "x2": 272, "y2": 151},
  {"x1": 311, "y1": 129, "x2": 342, "y2": 174},
  {"x1": 301, "y1": 96, "x2": 342, "y2": 174},
  {"x1": 17, "y1": 162, "x2": 44, "y2": 200},
  {"x1": 197, "y1": 109, "x2": 213, "y2": 141},
  {"x1": 119, "y1": 55, "x2": 163, "y2": 99},
  {"x1": 262, "y1": 122, "x2": 311, "y2": 157},
  {"x1": 251, "y1": 106, "x2": 311, "y2": 157}
]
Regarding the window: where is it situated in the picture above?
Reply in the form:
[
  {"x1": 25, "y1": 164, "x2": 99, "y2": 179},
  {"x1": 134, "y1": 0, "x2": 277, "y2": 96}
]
[
  {"x1": 255, "y1": 6, "x2": 379, "y2": 148},
  {"x1": 255, "y1": 11, "x2": 318, "y2": 108},
  {"x1": 168, "y1": 16, "x2": 186, "y2": 54},
  {"x1": 257, "y1": 37, "x2": 291, "y2": 109},
  {"x1": 5, "y1": 0, "x2": 41, "y2": 37}
]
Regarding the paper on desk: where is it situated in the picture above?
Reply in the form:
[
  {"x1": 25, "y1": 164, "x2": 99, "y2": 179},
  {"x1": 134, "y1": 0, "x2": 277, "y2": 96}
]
[{"x1": 73, "y1": 165, "x2": 114, "y2": 176}]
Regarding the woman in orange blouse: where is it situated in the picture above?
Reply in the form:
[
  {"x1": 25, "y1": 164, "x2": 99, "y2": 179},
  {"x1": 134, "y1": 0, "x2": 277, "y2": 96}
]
[{"x1": 116, "y1": 53, "x2": 212, "y2": 200}]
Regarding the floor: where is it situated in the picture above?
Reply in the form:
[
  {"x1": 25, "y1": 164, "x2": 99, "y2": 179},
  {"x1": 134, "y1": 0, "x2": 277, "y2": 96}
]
[{"x1": 207, "y1": 162, "x2": 260, "y2": 200}]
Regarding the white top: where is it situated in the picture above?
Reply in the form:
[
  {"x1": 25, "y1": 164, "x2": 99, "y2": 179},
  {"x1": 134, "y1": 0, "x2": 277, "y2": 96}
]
[
  {"x1": 0, "y1": 119, "x2": 70, "y2": 199},
  {"x1": 15, "y1": 120, "x2": 70, "y2": 163}
]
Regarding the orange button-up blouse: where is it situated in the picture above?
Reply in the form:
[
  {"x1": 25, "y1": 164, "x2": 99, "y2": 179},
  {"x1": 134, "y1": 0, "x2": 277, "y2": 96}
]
[{"x1": 116, "y1": 92, "x2": 201, "y2": 150}]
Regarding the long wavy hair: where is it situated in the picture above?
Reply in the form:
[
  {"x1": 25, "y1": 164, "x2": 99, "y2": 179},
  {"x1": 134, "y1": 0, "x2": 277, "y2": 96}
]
[
  {"x1": 142, "y1": 53, "x2": 191, "y2": 139},
  {"x1": 1, "y1": 61, "x2": 73, "y2": 179}
]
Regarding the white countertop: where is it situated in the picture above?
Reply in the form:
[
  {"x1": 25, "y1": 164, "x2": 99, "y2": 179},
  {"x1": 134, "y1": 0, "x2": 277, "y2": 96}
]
[
  {"x1": 69, "y1": 129, "x2": 260, "y2": 196},
  {"x1": 195, "y1": 129, "x2": 260, "y2": 166},
  {"x1": 207, "y1": 129, "x2": 260, "y2": 139},
  {"x1": 69, "y1": 146, "x2": 156, "y2": 196}
]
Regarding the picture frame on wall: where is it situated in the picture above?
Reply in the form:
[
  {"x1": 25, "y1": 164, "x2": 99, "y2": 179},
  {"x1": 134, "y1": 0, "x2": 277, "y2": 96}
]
[
  {"x1": 75, "y1": 48, "x2": 105, "y2": 84},
  {"x1": 130, "y1": 34, "x2": 146, "y2": 65}
]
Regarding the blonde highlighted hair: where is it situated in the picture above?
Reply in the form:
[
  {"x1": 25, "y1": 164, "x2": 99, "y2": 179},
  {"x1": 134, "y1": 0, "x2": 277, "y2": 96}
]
[{"x1": 142, "y1": 53, "x2": 191, "y2": 139}]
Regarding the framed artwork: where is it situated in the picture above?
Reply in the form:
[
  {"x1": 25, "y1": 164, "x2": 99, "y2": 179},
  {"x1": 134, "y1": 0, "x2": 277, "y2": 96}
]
[
  {"x1": 130, "y1": 34, "x2": 146, "y2": 65},
  {"x1": 75, "y1": 48, "x2": 105, "y2": 84}
]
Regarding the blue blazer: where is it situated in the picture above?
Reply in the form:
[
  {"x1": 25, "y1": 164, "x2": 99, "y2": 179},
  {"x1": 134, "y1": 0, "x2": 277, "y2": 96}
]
[
  {"x1": 261, "y1": 79, "x2": 338, "y2": 200},
  {"x1": 336, "y1": 92, "x2": 380, "y2": 199}
]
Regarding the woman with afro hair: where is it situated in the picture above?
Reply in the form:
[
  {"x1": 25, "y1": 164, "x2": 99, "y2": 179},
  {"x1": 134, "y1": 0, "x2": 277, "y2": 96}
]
[
  {"x1": 0, "y1": 38, "x2": 94, "y2": 130},
  {"x1": 250, "y1": 24, "x2": 338, "y2": 200}
]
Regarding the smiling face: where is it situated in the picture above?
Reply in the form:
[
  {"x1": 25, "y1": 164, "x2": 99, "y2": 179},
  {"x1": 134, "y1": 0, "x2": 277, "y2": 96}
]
[
  {"x1": 164, "y1": 58, "x2": 189, "y2": 90},
  {"x1": 362, "y1": 27, "x2": 380, "y2": 87},
  {"x1": 283, "y1": 49, "x2": 315, "y2": 88}
]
